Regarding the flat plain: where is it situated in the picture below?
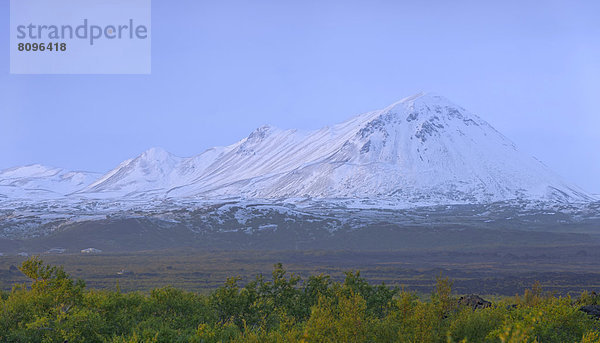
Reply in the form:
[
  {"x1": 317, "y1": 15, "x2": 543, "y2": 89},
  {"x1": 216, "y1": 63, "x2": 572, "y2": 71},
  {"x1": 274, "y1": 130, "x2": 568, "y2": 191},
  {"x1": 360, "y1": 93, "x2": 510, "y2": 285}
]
[{"x1": 2, "y1": 244, "x2": 600, "y2": 296}]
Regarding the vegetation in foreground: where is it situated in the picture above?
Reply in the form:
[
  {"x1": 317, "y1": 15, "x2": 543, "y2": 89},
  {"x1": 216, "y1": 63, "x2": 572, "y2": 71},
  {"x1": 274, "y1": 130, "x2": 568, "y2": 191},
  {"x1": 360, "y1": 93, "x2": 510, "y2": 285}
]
[{"x1": 0, "y1": 257, "x2": 599, "y2": 342}]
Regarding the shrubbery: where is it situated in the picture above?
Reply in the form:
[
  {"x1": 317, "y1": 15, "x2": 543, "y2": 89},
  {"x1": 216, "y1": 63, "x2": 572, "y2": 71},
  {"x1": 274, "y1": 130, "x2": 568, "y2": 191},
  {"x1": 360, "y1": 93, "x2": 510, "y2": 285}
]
[{"x1": 0, "y1": 257, "x2": 598, "y2": 342}]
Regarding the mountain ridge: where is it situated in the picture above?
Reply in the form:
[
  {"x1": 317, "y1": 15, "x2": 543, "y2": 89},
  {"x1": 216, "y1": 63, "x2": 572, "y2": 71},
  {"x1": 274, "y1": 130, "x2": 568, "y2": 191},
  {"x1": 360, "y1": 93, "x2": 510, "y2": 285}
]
[
  {"x1": 0, "y1": 93, "x2": 593, "y2": 204},
  {"x1": 0, "y1": 164, "x2": 101, "y2": 199}
]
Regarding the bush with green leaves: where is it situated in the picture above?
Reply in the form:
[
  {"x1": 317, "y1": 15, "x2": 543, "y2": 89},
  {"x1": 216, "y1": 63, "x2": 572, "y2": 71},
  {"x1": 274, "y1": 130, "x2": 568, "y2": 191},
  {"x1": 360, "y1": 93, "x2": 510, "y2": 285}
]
[{"x1": 1, "y1": 256, "x2": 599, "y2": 343}]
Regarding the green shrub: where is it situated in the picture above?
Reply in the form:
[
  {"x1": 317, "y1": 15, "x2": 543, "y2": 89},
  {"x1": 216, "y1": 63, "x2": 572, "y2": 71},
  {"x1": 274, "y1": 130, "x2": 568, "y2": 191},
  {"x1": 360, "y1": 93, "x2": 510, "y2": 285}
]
[
  {"x1": 448, "y1": 306, "x2": 507, "y2": 342},
  {"x1": 2, "y1": 257, "x2": 599, "y2": 343}
]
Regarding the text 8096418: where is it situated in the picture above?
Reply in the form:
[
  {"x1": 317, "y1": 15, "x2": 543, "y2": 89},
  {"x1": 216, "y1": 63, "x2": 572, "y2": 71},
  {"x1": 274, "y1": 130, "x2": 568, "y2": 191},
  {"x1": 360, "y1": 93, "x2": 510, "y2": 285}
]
[{"x1": 17, "y1": 42, "x2": 66, "y2": 52}]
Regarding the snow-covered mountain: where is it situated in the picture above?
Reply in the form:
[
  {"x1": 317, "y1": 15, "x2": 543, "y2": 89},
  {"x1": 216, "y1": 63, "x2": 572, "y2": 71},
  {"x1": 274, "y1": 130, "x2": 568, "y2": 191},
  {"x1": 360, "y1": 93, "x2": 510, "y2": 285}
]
[
  {"x1": 78, "y1": 146, "x2": 232, "y2": 198},
  {"x1": 1, "y1": 93, "x2": 593, "y2": 204},
  {"x1": 0, "y1": 164, "x2": 100, "y2": 199}
]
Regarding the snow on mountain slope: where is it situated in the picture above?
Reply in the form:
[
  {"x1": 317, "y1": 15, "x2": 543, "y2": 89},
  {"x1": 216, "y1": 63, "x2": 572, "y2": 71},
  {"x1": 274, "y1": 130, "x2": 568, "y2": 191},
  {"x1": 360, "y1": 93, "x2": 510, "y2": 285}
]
[
  {"x1": 78, "y1": 113, "x2": 383, "y2": 199},
  {"x1": 77, "y1": 146, "x2": 234, "y2": 198},
  {"x1": 164, "y1": 93, "x2": 590, "y2": 202},
  {"x1": 166, "y1": 113, "x2": 384, "y2": 198},
  {"x1": 2, "y1": 93, "x2": 593, "y2": 203},
  {"x1": 0, "y1": 165, "x2": 100, "y2": 199}
]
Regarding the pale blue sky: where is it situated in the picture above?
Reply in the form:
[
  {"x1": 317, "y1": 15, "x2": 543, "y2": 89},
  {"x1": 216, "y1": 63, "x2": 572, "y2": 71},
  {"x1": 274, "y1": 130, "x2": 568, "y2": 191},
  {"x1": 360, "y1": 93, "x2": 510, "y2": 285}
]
[{"x1": 1, "y1": 0, "x2": 599, "y2": 193}]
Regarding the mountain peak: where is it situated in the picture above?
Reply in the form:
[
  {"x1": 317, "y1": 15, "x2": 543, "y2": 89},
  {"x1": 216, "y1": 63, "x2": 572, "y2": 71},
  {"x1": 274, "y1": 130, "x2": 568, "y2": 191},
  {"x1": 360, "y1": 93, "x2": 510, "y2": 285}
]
[
  {"x1": 139, "y1": 147, "x2": 174, "y2": 161},
  {"x1": 366, "y1": 92, "x2": 485, "y2": 134},
  {"x1": 246, "y1": 125, "x2": 278, "y2": 140},
  {"x1": 384, "y1": 92, "x2": 454, "y2": 110},
  {"x1": 399, "y1": 91, "x2": 428, "y2": 103}
]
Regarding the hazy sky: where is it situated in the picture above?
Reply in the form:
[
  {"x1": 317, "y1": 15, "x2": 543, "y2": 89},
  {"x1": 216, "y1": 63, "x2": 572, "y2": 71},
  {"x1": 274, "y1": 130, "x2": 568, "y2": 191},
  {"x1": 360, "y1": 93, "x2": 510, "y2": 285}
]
[{"x1": 1, "y1": 0, "x2": 599, "y2": 193}]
